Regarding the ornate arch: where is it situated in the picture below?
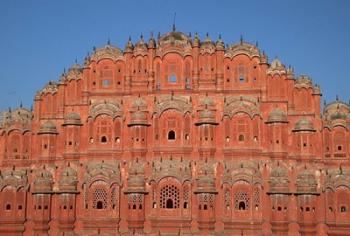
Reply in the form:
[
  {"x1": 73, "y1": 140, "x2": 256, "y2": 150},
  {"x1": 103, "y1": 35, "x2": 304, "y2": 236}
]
[
  {"x1": 88, "y1": 100, "x2": 123, "y2": 120},
  {"x1": 223, "y1": 96, "x2": 260, "y2": 120},
  {"x1": 154, "y1": 95, "x2": 192, "y2": 117}
]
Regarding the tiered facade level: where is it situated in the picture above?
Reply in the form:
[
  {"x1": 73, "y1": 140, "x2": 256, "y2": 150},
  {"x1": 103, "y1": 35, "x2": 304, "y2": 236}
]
[{"x1": 0, "y1": 30, "x2": 349, "y2": 236}]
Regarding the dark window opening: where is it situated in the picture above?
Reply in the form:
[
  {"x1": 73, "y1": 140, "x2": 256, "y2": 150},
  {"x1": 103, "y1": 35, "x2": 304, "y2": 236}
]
[
  {"x1": 96, "y1": 201, "x2": 104, "y2": 209},
  {"x1": 166, "y1": 199, "x2": 174, "y2": 209},
  {"x1": 5, "y1": 204, "x2": 11, "y2": 210},
  {"x1": 70, "y1": 205, "x2": 73, "y2": 210},
  {"x1": 38, "y1": 205, "x2": 42, "y2": 210},
  {"x1": 63, "y1": 205, "x2": 67, "y2": 210},
  {"x1": 238, "y1": 134, "x2": 245, "y2": 142},
  {"x1": 68, "y1": 141, "x2": 72, "y2": 146},
  {"x1": 303, "y1": 143, "x2": 307, "y2": 147},
  {"x1": 341, "y1": 206, "x2": 347, "y2": 212},
  {"x1": 139, "y1": 204, "x2": 142, "y2": 209},
  {"x1": 101, "y1": 136, "x2": 107, "y2": 143},
  {"x1": 277, "y1": 206, "x2": 282, "y2": 211},
  {"x1": 85, "y1": 204, "x2": 88, "y2": 209},
  {"x1": 184, "y1": 202, "x2": 188, "y2": 209},
  {"x1": 338, "y1": 146, "x2": 342, "y2": 151},
  {"x1": 44, "y1": 144, "x2": 48, "y2": 149},
  {"x1": 306, "y1": 207, "x2": 310, "y2": 212},
  {"x1": 204, "y1": 204, "x2": 208, "y2": 210},
  {"x1": 239, "y1": 201, "x2": 246, "y2": 210},
  {"x1": 226, "y1": 79, "x2": 230, "y2": 82},
  {"x1": 44, "y1": 205, "x2": 48, "y2": 210},
  {"x1": 18, "y1": 205, "x2": 22, "y2": 210},
  {"x1": 276, "y1": 140, "x2": 279, "y2": 144},
  {"x1": 132, "y1": 204, "x2": 136, "y2": 210},
  {"x1": 168, "y1": 130, "x2": 176, "y2": 140}
]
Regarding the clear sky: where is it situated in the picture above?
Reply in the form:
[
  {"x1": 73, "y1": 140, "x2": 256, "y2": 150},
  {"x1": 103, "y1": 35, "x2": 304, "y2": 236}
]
[{"x1": 0, "y1": 0, "x2": 349, "y2": 111}]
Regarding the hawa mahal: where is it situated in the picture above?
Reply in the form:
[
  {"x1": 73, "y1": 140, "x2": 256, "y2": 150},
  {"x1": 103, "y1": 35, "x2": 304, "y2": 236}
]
[{"x1": 0, "y1": 29, "x2": 349, "y2": 235}]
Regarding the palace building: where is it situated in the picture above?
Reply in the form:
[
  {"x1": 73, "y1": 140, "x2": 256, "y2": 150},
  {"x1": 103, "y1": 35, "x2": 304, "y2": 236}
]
[{"x1": 0, "y1": 30, "x2": 349, "y2": 236}]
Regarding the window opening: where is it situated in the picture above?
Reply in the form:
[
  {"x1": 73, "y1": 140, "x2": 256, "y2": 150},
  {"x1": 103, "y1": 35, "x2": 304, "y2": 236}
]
[
  {"x1": 101, "y1": 136, "x2": 107, "y2": 143},
  {"x1": 168, "y1": 130, "x2": 176, "y2": 140}
]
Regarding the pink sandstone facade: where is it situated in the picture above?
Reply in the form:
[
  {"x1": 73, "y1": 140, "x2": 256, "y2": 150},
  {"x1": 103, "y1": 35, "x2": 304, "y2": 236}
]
[{"x1": 0, "y1": 30, "x2": 349, "y2": 236}]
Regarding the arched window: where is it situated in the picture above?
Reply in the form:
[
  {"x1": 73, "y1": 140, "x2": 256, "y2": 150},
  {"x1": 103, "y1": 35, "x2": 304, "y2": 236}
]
[
  {"x1": 166, "y1": 199, "x2": 174, "y2": 208},
  {"x1": 169, "y1": 74, "x2": 177, "y2": 83},
  {"x1": 101, "y1": 136, "x2": 107, "y2": 143},
  {"x1": 341, "y1": 206, "x2": 347, "y2": 212},
  {"x1": 234, "y1": 190, "x2": 249, "y2": 211},
  {"x1": 5, "y1": 203, "x2": 11, "y2": 210},
  {"x1": 238, "y1": 134, "x2": 245, "y2": 142},
  {"x1": 168, "y1": 130, "x2": 176, "y2": 140},
  {"x1": 160, "y1": 184, "x2": 180, "y2": 209},
  {"x1": 239, "y1": 201, "x2": 246, "y2": 210},
  {"x1": 92, "y1": 187, "x2": 108, "y2": 210}
]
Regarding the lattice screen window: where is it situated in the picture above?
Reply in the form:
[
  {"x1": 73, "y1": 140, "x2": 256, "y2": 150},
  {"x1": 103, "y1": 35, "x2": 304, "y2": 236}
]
[
  {"x1": 92, "y1": 187, "x2": 108, "y2": 209},
  {"x1": 160, "y1": 185, "x2": 180, "y2": 209},
  {"x1": 84, "y1": 186, "x2": 88, "y2": 209},
  {"x1": 111, "y1": 186, "x2": 118, "y2": 209},
  {"x1": 327, "y1": 190, "x2": 334, "y2": 213},
  {"x1": 183, "y1": 185, "x2": 190, "y2": 209},
  {"x1": 224, "y1": 188, "x2": 231, "y2": 210},
  {"x1": 253, "y1": 186, "x2": 260, "y2": 210},
  {"x1": 128, "y1": 193, "x2": 143, "y2": 210},
  {"x1": 234, "y1": 190, "x2": 249, "y2": 210},
  {"x1": 199, "y1": 193, "x2": 214, "y2": 210}
]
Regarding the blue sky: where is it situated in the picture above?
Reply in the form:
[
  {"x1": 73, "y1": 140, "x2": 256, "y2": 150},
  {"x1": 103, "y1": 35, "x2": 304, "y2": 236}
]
[{"x1": 0, "y1": 0, "x2": 349, "y2": 111}]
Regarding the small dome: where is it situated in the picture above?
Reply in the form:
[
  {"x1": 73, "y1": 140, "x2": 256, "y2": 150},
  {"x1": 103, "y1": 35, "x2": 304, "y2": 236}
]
[
  {"x1": 296, "y1": 168, "x2": 317, "y2": 193},
  {"x1": 124, "y1": 37, "x2": 134, "y2": 52},
  {"x1": 38, "y1": 120, "x2": 58, "y2": 134},
  {"x1": 266, "y1": 109, "x2": 288, "y2": 123},
  {"x1": 215, "y1": 35, "x2": 225, "y2": 51},
  {"x1": 134, "y1": 35, "x2": 147, "y2": 51},
  {"x1": 158, "y1": 31, "x2": 192, "y2": 48},
  {"x1": 323, "y1": 101, "x2": 350, "y2": 129},
  {"x1": 59, "y1": 166, "x2": 78, "y2": 191},
  {"x1": 90, "y1": 44, "x2": 123, "y2": 62},
  {"x1": 295, "y1": 75, "x2": 313, "y2": 88},
  {"x1": 293, "y1": 118, "x2": 315, "y2": 132},
  {"x1": 128, "y1": 110, "x2": 149, "y2": 126},
  {"x1": 33, "y1": 167, "x2": 53, "y2": 192},
  {"x1": 63, "y1": 112, "x2": 82, "y2": 126},
  {"x1": 195, "y1": 109, "x2": 218, "y2": 126}
]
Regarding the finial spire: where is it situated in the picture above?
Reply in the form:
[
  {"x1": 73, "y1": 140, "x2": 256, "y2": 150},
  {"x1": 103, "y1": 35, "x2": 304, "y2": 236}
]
[
  {"x1": 20, "y1": 101, "x2": 22, "y2": 108},
  {"x1": 240, "y1": 34, "x2": 243, "y2": 44},
  {"x1": 172, "y1": 12, "x2": 176, "y2": 31},
  {"x1": 107, "y1": 38, "x2": 110, "y2": 45},
  {"x1": 336, "y1": 94, "x2": 339, "y2": 101}
]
